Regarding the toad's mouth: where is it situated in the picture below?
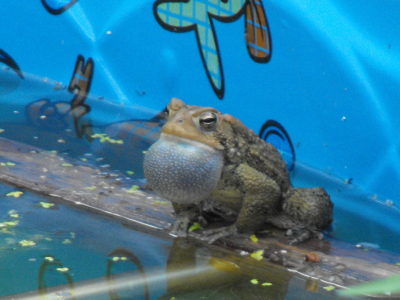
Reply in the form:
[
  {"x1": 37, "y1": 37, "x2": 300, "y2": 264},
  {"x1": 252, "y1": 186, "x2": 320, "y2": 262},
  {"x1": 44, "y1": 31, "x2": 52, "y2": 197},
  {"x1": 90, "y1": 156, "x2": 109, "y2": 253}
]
[{"x1": 143, "y1": 134, "x2": 224, "y2": 204}]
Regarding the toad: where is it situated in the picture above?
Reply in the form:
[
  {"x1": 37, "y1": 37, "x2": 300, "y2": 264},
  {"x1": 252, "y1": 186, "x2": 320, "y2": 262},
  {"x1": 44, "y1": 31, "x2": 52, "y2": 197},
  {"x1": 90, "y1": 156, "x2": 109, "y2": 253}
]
[{"x1": 144, "y1": 98, "x2": 333, "y2": 243}]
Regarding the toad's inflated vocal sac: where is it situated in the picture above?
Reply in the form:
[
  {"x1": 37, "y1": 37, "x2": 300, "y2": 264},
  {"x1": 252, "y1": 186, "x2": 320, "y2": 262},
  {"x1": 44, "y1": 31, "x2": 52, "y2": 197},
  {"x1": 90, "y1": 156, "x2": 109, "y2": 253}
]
[{"x1": 144, "y1": 98, "x2": 333, "y2": 244}]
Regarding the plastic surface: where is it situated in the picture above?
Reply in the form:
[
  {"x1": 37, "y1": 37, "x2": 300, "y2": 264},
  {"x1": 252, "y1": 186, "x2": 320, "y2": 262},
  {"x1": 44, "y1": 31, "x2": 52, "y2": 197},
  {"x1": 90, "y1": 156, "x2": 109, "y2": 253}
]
[{"x1": 1, "y1": 2, "x2": 400, "y2": 204}]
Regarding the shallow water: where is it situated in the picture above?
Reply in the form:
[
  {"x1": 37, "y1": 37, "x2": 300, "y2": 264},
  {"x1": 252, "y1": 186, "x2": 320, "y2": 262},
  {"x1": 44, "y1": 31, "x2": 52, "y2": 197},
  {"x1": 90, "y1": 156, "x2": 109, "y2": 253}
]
[
  {"x1": 0, "y1": 182, "x2": 169, "y2": 298},
  {"x1": 0, "y1": 93, "x2": 399, "y2": 298},
  {"x1": 0, "y1": 182, "x2": 354, "y2": 299},
  {"x1": 1, "y1": 96, "x2": 400, "y2": 257}
]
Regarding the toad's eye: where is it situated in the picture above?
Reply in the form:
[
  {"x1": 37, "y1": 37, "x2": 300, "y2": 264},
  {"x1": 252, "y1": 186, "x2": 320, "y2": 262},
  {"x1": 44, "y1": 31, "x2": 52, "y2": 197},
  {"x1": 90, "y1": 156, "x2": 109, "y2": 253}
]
[{"x1": 199, "y1": 112, "x2": 218, "y2": 129}]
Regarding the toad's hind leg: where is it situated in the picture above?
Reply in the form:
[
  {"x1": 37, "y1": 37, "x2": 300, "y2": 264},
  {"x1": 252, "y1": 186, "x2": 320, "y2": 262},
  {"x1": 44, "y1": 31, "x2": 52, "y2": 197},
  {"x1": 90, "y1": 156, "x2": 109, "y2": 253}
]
[
  {"x1": 200, "y1": 164, "x2": 282, "y2": 243},
  {"x1": 268, "y1": 187, "x2": 333, "y2": 243},
  {"x1": 234, "y1": 164, "x2": 282, "y2": 233}
]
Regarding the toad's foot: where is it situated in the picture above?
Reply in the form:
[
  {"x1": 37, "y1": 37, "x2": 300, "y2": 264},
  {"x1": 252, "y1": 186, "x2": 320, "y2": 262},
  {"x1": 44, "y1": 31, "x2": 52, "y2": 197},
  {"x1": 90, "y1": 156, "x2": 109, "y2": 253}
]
[
  {"x1": 190, "y1": 225, "x2": 238, "y2": 244},
  {"x1": 286, "y1": 228, "x2": 324, "y2": 245},
  {"x1": 171, "y1": 209, "x2": 204, "y2": 238}
]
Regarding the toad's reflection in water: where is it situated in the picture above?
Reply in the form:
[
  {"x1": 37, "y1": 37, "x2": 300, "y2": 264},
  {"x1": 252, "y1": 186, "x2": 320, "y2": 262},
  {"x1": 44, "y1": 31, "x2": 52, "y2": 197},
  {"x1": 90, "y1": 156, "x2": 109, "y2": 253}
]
[
  {"x1": 159, "y1": 238, "x2": 291, "y2": 300},
  {"x1": 33, "y1": 239, "x2": 298, "y2": 299}
]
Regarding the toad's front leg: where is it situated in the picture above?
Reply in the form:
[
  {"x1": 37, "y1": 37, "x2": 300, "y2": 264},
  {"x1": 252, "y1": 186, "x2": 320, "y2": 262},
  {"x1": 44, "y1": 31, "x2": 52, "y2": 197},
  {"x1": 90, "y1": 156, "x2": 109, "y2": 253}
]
[{"x1": 170, "y1": 203, "x2": 202, "y2": 237}]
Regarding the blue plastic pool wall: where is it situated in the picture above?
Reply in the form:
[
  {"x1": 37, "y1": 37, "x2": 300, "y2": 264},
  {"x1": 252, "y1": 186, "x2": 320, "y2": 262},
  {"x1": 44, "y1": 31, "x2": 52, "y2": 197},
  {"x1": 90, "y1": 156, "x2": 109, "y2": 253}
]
[{"x1": 1, "y1": 1, "x2": 400, "y2": 205}]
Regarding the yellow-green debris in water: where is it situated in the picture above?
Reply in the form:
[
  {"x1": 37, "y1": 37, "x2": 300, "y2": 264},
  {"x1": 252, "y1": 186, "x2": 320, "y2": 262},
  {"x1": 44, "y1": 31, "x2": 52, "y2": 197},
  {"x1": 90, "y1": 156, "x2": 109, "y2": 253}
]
[
  {"x1": 250, "y1": 234, "x2": 258, "y2": 242},
  {"x1": 19, "y1": 240, "x2": 36, "y2": 247},
  {"x1": 1, "y1": 162, "x2": 16, "y2": 167},
  {"x1": 127, "y1": 185, "x2": 140, "y2": 193},
  {"x1": 56, "y1": 267, "x2": 69, "y2": 272},
  {"x1": 262, "y1": 283, "x2": 273, "y2": 286},
  {"x1": 91, "y1": 133, "x2": 123, "y2": 144},
  {"x1": 154, "y1": 200, "x2": 169, "y2": 206},
  {"x1": 250, "y1": 250, "x2": 264, "y2": 261},
  {"x1": 189, "y1": 222, "x2": 204, "y2": 232},
  {"x1": 6, "y1": 191, "x2": 23, "y2": 198},
  {"x1": 84, "y1": 186, "x2": 96, "y2": 191},
  {"x1": 40, "y1": 202, "x2": 55, "y2": 209},
  {"x1": 0, "y1": 220, "x2": 19, "y2": 228},
  {"x1": 250, "y1": 279, "x2": 259, "y2": 285}
]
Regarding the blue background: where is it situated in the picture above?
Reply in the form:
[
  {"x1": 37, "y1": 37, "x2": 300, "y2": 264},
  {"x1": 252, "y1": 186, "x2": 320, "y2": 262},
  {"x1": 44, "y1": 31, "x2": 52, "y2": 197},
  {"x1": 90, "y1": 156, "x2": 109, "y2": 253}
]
[{"x1": 1, "y1": 0, "x2": 400, "y2": 206}]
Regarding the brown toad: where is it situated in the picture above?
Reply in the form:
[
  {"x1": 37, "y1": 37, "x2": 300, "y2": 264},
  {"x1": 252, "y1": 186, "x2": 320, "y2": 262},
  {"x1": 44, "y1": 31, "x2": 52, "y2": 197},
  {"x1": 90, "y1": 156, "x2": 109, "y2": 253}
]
[{"x1": 144, "y1": 98, "x2": 333, "y2": 243}]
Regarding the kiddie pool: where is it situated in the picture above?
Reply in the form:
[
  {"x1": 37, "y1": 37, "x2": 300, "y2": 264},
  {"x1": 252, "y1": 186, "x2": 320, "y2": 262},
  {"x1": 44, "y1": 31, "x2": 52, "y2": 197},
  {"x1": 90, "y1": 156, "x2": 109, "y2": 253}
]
[{"x1": 1, "y1": 1, "x2": 400, "y2": 298}]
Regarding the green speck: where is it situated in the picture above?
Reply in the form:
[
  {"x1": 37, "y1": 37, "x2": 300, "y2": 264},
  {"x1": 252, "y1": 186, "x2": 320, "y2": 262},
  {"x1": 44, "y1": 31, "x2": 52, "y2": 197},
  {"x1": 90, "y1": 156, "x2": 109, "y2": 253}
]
[
  {"x1": 250, "y1": 250, "x2": 264, "y2": 261},
  {"x1": 40, "y1": 202, "x2": 55, "y2": 209},
  {"x1": 56, "y1": 267, "x2": 69, "y2": 272},
  {"x1": 250, "y1": 234, "x2": 258, "y2": 243},
  {"x1": 61, "y1": 163, "x2": 73, "y2": 167},
  {"x1": 84, "y1": 186, "x2": 97, "y2": 191},
  {"x1": 10, "y1": 214, "x2": 19, "y2": 218},
  {"x1": 44, "y1": 256, "x2": 54, "y2": 262},
  {"x1": 19, "y1": 240, "x2": 36, "y2": 247},
  {"x1": 262, "y1": 282, "x2": 273, "y2": 286},
  {"x1": 7, "y1": 191, "x2": 23, "y2": 198},
  {"x1": 127, "y1": 185, "x2": 140, "y2": 193},
  {"x1": 112, "y1": 257, "x2": 120, "y2": 262},
  {"x1": 121, "y1": 257, "x2": 128, "y2": 261},
  {"x1": 5, "y1": 221, "x2": 19, "y2": 226},
  {"x1": 62, "y1": 239, "x2": 72, "y2": 244},
  {"x1": 142, "y1": 151, "x2": 147, "y2": 154},
  {"x1": 81, "y1": 158, "x2": 88, "y2": 162},
  {"x1": 250, "y1": 279, "x2": 259, "y2": 285},
  {"x1": 154, "y1": 200, "x2": 169, "y2": 206},
  {"x1": 189, "y1": 222, "x2": 204, "y2": 232},
  {"x1": 45, "y1": 238, "x2": 52, "y2": 241},
  {"x1": 91, "y1": 133, "x2": 123, "y2": 145},
  {"x1": 1, "y1": 220, "x2": 19, "y2": 227},
  {"x1": 323, "y1": 285, "x2": 336, "y2": 292},
  {"x1": 6, "y1": 162, "x2": 15, "y2": 166},
  {"x1": 127, "y1": 171, "x2": 134, "y2": 175}
]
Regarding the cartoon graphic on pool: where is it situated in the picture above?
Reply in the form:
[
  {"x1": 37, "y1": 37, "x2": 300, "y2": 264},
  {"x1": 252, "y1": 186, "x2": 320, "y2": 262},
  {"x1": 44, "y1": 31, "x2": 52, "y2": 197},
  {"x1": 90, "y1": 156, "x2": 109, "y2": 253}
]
[
  {"x1": 153, "y1": 0, "x2": 272, "y2": 99},
  {"x1": 144, "y1": 98, "x2": 333, "y2": 243}
]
